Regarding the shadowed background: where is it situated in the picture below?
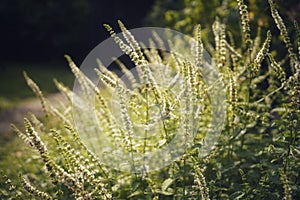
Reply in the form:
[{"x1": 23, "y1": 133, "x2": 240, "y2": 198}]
[
  {"x1": 0, "y1": 0, "x2": 154, "y2": 111},
  {"x1": 0, "y1": 0, "x2": 299, "y2": 123}
]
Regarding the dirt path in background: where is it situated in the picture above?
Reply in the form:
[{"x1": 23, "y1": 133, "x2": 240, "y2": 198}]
[{"x1": 0, "y1": 93, "x2": 65, "y2": 134}]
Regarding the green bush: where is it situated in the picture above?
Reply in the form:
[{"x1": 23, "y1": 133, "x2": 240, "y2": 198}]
[
  {"x1": 2, "y1": 0, "x2": 300, "y2": 199},
  {"x1": 146, "y1": 0, "x2": 300, "y2": 57}
]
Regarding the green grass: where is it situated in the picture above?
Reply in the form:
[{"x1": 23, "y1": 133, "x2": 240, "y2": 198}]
[
  {"x1": 0, "y1": 61, "x2": 75, "y2": 197},
  {"x1": 0, "y1": 132, "x2": 49, "y2": 199},
  {"x1": 0, "y1": 61, "x2": 74, "y2": 110}
]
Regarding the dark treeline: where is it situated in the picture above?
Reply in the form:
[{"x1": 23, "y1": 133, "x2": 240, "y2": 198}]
[{"x1": 0, "y1": 0, "x2": 154, "y2": 63}]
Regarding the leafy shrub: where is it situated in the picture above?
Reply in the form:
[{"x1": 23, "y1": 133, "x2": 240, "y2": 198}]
[
  {"x1": 146, "y1": 0, "x2": 300, "y2": 57},
  {"x1": 2, "y1": 0, "x2": 300, "y2": 199}
]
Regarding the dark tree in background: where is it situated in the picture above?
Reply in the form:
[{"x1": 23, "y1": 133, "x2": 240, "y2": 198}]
[
  {"x1": 1, "y1": 0, "x2": 299, "y2": 64},
  {"x1": 0, "y1": 0, "x2": 90, "y2": 62},
  {"x1": 89, "y1": 0, "x2": 154, "y2": 45},
  {"x1": 0, "y1": 0, "x2": 154, "y2": 63}
]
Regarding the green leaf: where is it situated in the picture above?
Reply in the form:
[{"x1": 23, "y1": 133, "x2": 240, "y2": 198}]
[
  {"x1": 161, "y1": 178, "x2": 174, "y2": 191},
  {"x1": 128, "y1": 190, "x2": 143, "y2": 198},
  {"x1": 157, "y1": 189, "x2": 174, "y2": 196}
]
